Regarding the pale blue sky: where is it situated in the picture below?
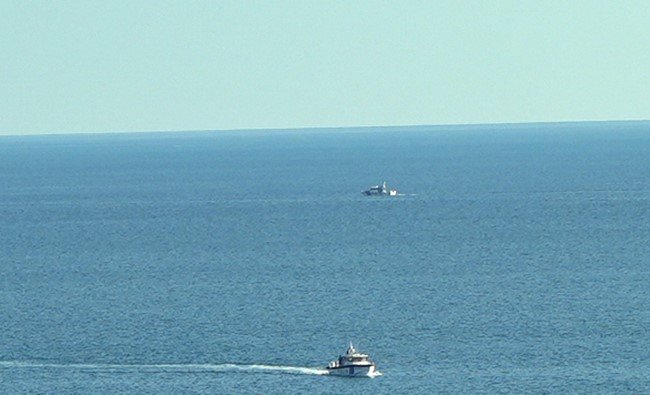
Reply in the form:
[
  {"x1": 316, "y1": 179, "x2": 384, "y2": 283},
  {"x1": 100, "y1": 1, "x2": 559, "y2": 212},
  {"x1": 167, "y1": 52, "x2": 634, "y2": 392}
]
[{"x1": 1, "y1": 1, "x2": 649, "y2": 135}]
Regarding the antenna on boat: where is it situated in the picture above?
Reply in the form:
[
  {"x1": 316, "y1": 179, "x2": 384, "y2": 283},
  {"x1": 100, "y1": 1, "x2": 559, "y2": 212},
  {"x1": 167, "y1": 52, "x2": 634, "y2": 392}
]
[{"x1": 347, "y1": 341, "x2": 356, "y2": 354}]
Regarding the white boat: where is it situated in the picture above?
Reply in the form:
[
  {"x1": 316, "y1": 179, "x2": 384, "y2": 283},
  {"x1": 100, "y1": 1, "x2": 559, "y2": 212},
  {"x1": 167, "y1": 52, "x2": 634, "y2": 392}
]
[
  {"x1": 362, "y1": 181, "x2": 398, "y2": 196},
  {"x1": 326, "y1": 343, "x2": 379, "y2": 377}
]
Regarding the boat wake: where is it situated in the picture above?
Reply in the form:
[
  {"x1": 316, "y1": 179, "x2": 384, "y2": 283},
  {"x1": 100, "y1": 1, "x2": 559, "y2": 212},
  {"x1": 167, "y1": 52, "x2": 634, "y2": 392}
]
[{"x1": 0, "y1": 361, "x2": 328, "y2": 376}]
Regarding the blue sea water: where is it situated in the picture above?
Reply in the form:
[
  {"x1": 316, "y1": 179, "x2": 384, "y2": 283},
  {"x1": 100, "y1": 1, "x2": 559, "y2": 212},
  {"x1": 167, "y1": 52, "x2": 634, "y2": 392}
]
[{"x1": 1, "y1": 122, "x2": 649, "y2": 393}]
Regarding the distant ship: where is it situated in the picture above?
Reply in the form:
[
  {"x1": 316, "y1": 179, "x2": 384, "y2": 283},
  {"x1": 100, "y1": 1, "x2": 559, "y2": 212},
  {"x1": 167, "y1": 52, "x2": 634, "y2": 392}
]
[
  {"x1": 362, "y1": 181, "x2": 398, "y2": 196},
  {"x1": 326, "y1": 342, "x2": 379, "y2": 377}
]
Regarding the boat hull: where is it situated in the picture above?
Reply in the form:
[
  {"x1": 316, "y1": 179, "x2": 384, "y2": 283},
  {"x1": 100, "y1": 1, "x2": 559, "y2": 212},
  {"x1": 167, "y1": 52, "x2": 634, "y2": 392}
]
[{"x1": 327, "y1": 364, "x2": 377, "y2": 377}]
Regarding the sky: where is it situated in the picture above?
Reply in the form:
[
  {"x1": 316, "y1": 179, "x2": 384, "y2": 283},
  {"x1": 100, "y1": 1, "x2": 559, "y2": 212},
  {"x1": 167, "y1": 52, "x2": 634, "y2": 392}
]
[{"x1": 1, "y1": 1, "x2": 649, "y2": 135}]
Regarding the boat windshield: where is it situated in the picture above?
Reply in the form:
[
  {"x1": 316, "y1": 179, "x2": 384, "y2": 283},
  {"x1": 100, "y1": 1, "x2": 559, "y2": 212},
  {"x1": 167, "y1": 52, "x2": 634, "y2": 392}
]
[{"x1": 349, "y1": 356, "x2": 368, "y2": 362}]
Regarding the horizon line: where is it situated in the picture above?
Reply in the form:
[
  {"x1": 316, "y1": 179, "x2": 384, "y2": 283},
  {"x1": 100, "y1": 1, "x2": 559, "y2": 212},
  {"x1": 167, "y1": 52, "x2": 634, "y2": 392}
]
[{"x1": 1, "y1": 118, "x2": 649, "y2": 138}]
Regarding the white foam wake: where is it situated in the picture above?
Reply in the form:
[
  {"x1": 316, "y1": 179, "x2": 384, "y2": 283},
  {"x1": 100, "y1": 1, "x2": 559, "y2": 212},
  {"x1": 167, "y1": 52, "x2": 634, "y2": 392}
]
[{"x1": 0, "y1": 361, "x2": 328, "y2": 376}]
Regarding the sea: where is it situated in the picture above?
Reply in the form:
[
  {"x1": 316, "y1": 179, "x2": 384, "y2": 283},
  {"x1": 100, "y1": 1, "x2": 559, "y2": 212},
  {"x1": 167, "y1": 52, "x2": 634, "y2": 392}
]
[{"x1": 1, "y1": 122, "x2": 649, "y2": 394}]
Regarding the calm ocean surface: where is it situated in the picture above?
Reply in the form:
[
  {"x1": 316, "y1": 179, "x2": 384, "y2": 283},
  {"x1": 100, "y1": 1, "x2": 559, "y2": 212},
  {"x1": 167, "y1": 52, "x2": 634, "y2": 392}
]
[{"x1": 1, "y1": 122, "x2": 649, "y2": 393}]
